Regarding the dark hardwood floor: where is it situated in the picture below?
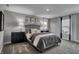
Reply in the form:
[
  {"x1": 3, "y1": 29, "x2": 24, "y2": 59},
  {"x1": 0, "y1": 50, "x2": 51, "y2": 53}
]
[
  {"x1": 1, "y1": 42, "x2": 39, "y2": 54},
  {"x1": 1, "y1": 40, "x2": 79, "y2": 54}
]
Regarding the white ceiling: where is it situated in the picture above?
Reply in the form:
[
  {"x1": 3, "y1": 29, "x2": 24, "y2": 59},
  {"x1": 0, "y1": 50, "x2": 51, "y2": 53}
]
[{"x1": 1, "y1": 4, "x2": 79, "y2": 18}]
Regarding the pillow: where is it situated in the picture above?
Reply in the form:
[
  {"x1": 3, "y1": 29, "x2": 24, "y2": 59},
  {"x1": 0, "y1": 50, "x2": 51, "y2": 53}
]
[
  {"x1": 26, "y1": 33, "x2": 32, "y2": 39},
  {"x1": 31, "y1": 29, "x2": 40, "y2": 34},
  {"x1": 36, "y1": 30, "x2": 40, "y2": 33},
  {"x1": 31, "y1": 29, "x2": 36, "y2": 34}
]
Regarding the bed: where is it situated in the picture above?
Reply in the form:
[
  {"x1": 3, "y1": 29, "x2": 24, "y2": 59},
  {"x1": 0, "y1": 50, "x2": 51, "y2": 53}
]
[{"x1": 25, "y1": 29, "x2": 61, "y2": 52}]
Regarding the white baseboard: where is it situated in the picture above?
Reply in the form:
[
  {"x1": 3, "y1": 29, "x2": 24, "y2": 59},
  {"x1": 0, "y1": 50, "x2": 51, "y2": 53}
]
[{"x1": 4, "y1": 41, "x2": 11, "y2": 45}]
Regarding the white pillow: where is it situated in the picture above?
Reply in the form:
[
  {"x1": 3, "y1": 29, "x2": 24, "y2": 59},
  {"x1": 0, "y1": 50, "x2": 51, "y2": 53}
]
[
  {"x1": 31, "y1": 29, "x2": 40, "y2": 34},
  {"x1": 36, "y1": 30, "x2": 40, "y2": 33},
  {"x1": 26, "y1": 33, "x2": 32, "y2": 39},
  {"x1": 31, "y1": 29, "x2": 36, "y2": 34}
]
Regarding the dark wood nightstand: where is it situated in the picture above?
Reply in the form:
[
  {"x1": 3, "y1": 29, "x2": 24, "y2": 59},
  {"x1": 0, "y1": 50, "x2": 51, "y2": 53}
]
[{"x1": 11, "y1": 32, "x2": 27, "y2": 43}]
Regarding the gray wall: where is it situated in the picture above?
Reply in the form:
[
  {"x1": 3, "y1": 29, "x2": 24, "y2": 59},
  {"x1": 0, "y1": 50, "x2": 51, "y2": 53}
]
[
  {"x1": 4, "y1": 10, "x2": 25, "y2": 44},
  {"x1": 48, "y1": 18, "x2": 61, "y2": 38}
]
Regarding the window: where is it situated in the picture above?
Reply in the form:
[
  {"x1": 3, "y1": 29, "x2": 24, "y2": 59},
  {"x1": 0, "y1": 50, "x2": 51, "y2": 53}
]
[{"x1": 62, "y1": 16, "x2": 70, "y2": 40}]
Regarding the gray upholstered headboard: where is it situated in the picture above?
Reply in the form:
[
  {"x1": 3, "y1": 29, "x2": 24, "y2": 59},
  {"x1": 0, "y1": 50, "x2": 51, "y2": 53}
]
[
  {"x1": 25, "y1": 24, "x2": 40, "y2": 29},
  {"x1": 25, "y1": 24, "x2": 40, "y2": 33}
]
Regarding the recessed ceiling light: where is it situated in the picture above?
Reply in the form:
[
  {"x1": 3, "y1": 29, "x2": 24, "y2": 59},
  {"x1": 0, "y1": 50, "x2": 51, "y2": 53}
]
[{"x1": 46, "y1": 8, "x2": 50, "y2": 12}]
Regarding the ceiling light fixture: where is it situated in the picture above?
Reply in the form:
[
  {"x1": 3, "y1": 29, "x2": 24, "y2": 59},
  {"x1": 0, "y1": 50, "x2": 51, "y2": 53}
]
[{"x1": 46, "y1": 8, "x2": 50, "y2": 12}]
